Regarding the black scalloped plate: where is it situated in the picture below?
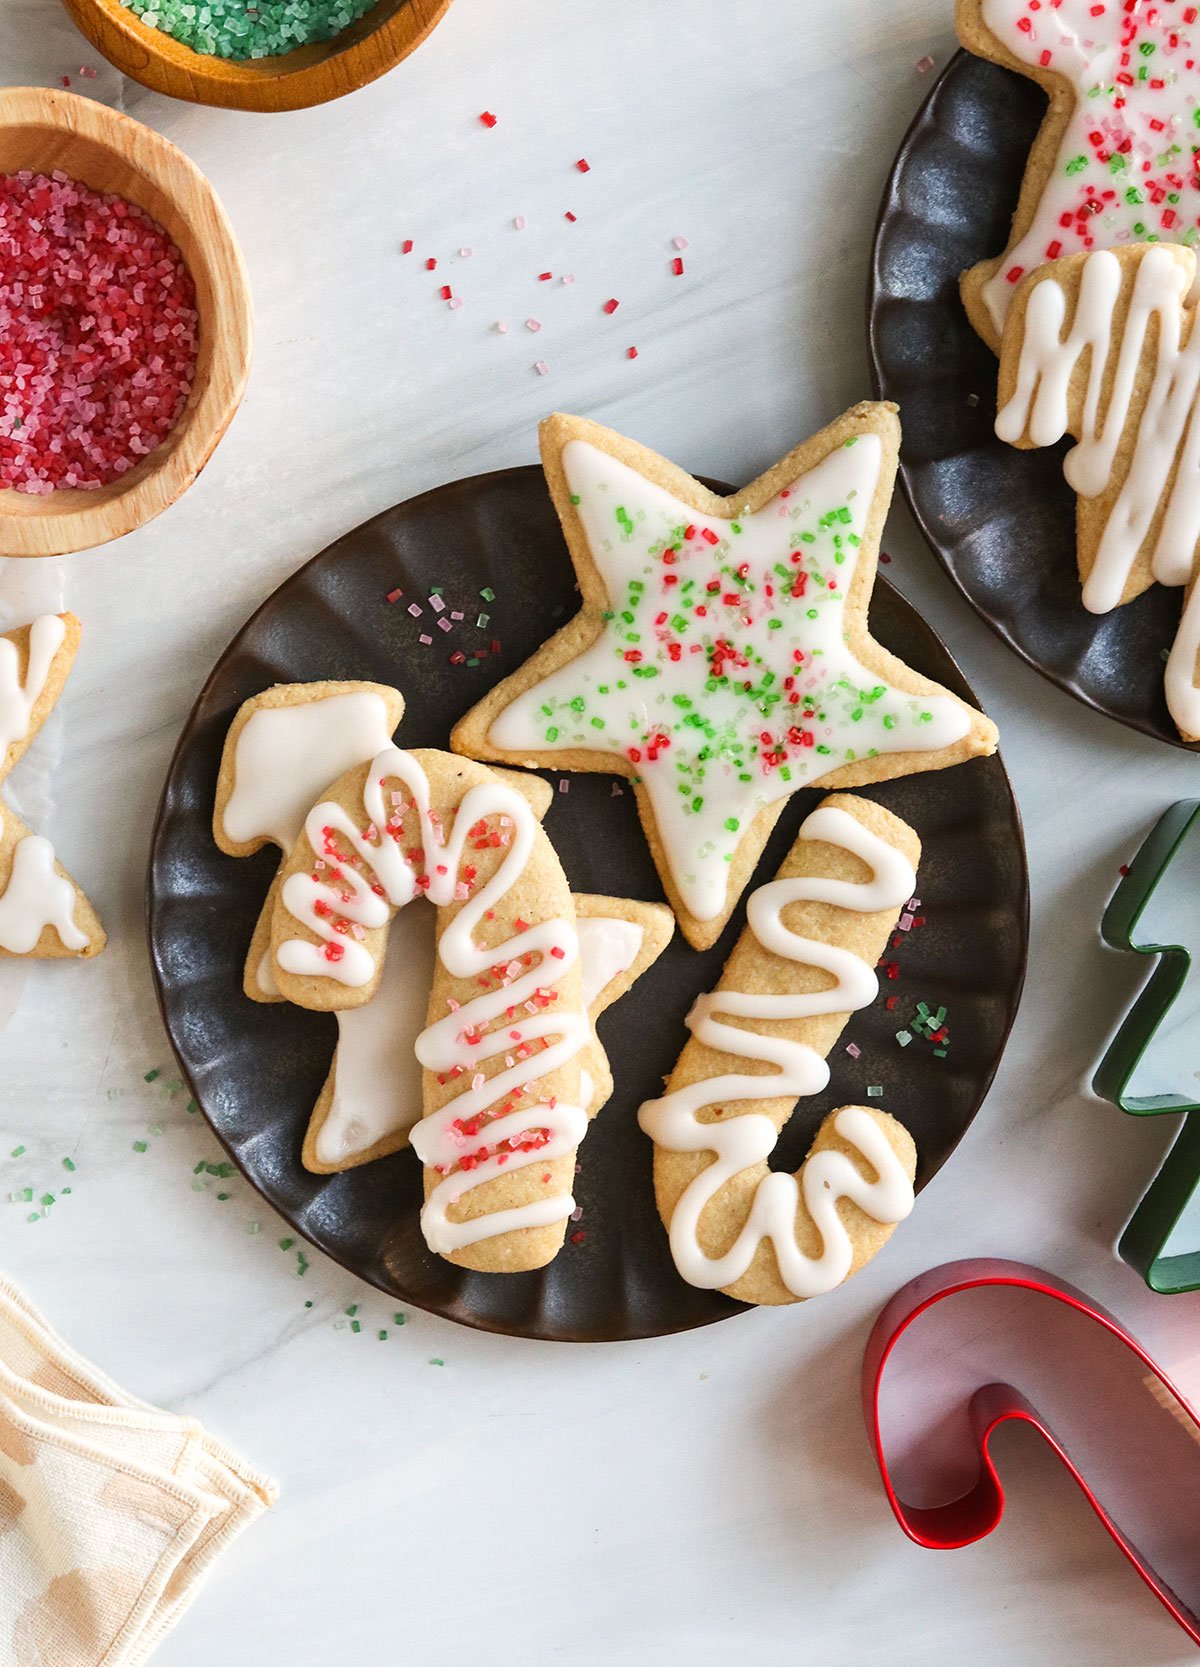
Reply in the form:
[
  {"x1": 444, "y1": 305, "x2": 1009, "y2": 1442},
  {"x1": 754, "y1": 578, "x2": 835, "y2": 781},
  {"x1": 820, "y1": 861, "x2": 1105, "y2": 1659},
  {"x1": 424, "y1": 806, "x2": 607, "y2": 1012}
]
[
  {"x1": 870, "y1": 49, "x2": 1200, "y2": 753},
  {"x1": 147, "y1": 464, "x2": 1028, "y2": 1342}
]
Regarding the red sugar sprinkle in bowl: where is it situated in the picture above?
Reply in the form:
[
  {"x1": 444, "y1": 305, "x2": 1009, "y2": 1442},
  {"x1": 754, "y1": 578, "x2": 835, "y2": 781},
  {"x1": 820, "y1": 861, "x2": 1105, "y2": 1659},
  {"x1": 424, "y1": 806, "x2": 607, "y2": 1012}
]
[{"x1": 0, "y1": 88, "x2": 251, "y2": 557}]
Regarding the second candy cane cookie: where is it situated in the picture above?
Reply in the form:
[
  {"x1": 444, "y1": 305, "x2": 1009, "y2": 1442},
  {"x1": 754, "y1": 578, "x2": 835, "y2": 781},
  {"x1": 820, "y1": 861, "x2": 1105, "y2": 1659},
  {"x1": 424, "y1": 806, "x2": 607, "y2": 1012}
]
[{"x1": 638, "y1": 794, "x2": 919, "y2": 1306}]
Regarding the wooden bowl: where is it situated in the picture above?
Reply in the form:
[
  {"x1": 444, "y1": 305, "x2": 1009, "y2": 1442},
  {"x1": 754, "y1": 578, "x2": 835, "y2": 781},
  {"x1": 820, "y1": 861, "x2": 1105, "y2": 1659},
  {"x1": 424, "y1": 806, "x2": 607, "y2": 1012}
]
[
  {"x1": 60, "y1": 0, "x2": 453, "y2": 113},
  {"x1": 0, "y1": 87, "x2": 252, "y2": 558}
]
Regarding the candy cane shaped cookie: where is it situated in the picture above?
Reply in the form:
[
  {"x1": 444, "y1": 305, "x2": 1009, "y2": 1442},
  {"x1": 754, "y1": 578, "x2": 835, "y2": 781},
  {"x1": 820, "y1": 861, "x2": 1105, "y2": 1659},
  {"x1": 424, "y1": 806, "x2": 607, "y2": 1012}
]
[
  {"x1": 270, "y1": 747, "x2": 595, "y2": 1271},
  {"x1": 638, "y1": 794, "x2": 918, "y2": 1306},
  {"x1": 302, "y1": 792, "x2": 673, "y2": 1173},
  {"x1": 0, "y1": 615, "x2": 104, "y2": 960},
  {"x1": 213, "y1": 681, "x2": 404, "y2": 1000}
]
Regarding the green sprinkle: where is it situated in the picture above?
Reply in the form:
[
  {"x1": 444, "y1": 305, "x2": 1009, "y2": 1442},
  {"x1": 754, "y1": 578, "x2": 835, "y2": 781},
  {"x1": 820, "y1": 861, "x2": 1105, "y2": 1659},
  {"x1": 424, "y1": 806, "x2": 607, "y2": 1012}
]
[
  {"x1": 480, "y1": 586, "x2": 496, "y2": 602},
  {"x1": 279, "y1": 1237, "x2": 295, "y2": 1251},
  {"x1": 40, "y1": 1194, "x2": 54, "y2": 1209},
  {"x1": 144, "y1": 1068, "x2": 161, "y2": 1083},
  {"x1": 896, "y1": 1030, "x2": 912, "y2": 1047},
  {"x1": 350, "y1": 1320, "x2": 362, "y2": 1334},
  {"x1": 346, "y1": 1303, "x2": 359, "y2": 1317},
  {"x1": 476, "y1": 612, "x2": 490, "y2": 628},
  {"x1": 21, "y1": 1188, "x2": 31, "y2": 1203},
  {"x1": 394, "y1": 1312, "x2": 406, "y2": 1325},
  {"x1": 429, "y1": 1357, "x2": 445, "y2": 1366},
  {"x1": 132, "y1": 1141, "x2": 148, "y2": 1154},
  {"x1": 866, "y1": 1085, "x2": 884, "y2": 1099},
  {"x1": 724, "y1": 817, "x2": 739, "y2": 832},
  {"x1": 61, "y1": 1157, "x2": 75, "y2": 1172},
  {"x1": 216, "y1": 1191, "x2": 231, "y2": 1201},
  {"x1": 378, "y1": 1329, "x2": 388, "y2": 1341},
  {"x1": 9, "y1": 1146, "x2": 24, "y2": 1159}
]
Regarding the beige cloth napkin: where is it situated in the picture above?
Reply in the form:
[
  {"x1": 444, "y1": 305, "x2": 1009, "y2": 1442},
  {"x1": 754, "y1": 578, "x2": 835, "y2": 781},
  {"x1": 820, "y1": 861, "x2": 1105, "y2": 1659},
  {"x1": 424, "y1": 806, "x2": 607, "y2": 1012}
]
[{"x1": 0, "y1": 1275, "x2": 276, "y2": 1666}]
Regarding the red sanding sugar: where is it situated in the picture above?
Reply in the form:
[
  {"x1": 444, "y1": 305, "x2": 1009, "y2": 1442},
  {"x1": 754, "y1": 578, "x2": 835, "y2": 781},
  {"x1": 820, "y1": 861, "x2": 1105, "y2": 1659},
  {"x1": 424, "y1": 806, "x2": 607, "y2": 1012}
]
[{"x1": 0, "y1": 170, "x2": 199, "y2": 494}]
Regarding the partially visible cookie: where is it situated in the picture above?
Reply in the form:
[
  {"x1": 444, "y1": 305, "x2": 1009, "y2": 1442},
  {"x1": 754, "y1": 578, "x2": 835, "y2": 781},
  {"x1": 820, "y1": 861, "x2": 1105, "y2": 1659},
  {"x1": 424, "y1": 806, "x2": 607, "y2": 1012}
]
[
  {"x1": 451, "y1": 407, "x2": 995, "y2": 949},
  {"x1": 638, "y1": 793, "x2": 919, "y2": 1306},
  {"x1": 213, "y1": 680, "x2": 404, "y2": 1001},
  {"x1": 957, "y1": 0, "x2": 1200, "y2": 350},
  {"x1": 0, "y1": 614, "x2": 103, "y2": 961}
]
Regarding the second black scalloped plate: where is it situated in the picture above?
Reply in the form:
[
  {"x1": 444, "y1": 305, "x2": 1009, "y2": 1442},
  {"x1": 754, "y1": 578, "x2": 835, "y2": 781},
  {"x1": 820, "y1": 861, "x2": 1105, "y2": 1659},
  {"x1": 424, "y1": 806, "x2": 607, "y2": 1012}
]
[
  {"x1": 148, "y1": 464, "x2": 1028, "y2": 1342},
  {"x1": 870, "y1": 49, "x2": 1200, "y2": 753}
]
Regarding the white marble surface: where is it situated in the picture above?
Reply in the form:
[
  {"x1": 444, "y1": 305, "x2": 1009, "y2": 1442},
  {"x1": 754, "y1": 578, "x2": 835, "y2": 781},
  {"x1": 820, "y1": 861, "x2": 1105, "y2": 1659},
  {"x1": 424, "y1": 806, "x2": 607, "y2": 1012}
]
[{"x1": 4, "y1": 0, "x2": 1200, "y2": 1661}]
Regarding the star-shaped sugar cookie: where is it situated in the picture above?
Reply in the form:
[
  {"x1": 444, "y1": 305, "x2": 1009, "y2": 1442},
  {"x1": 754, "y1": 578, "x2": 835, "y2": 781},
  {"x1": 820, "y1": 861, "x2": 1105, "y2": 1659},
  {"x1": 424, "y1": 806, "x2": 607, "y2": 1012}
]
[
  {"x1": 451, "y1": 406, "x2": 997, "y2": 948},
  {"x1": 958, "y1": 0, "x2": 1200, "y2": 349},
  {"x1": 0, "y1": 614, "x2": 104, "y2": 960}
]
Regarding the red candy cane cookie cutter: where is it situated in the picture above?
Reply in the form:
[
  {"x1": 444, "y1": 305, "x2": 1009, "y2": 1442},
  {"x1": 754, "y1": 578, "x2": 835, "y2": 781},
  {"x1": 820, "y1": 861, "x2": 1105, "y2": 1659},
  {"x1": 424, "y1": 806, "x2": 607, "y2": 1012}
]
[{"x1": 863, "y1": 1260, "x2": 1200, "y2": 1647}]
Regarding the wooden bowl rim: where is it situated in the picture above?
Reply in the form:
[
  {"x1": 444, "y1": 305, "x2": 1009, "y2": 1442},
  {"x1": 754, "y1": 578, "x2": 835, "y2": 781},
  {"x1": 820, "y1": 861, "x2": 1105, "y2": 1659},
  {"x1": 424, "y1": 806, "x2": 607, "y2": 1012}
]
[
  {"x1": 0, "y1": 87, "x2": 253, "y2": 558},
  {"x1": 59, "y1": 0, "x2": 454, "y2": 113}
]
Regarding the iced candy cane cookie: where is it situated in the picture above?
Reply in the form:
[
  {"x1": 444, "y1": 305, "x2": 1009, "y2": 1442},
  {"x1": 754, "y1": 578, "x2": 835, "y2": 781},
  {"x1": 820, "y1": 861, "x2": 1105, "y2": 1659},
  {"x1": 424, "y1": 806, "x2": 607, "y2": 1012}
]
[
  {"x1": 0, "y1": 615, "x2": 104, "y2": 960},
  {"x1": 638, "y1": 794, "x2": 918, "y2": 1306},
  {"x1": 452, "y1": 407, "x2": 996, "y2": 950},
  {"x1": 996, "y1": 242, "x2": 1200, "y2": 739},
  {"x1": 270, "y1": 746, "x2": 596, "y2": 1271},
  {"x1": 304, "y1": 889, "x2": 673, "y2": 1173},
  {"x1": 213, "y1": 681, "x2": 403, "y2": 1000},
  {"x1": 958, "y1": 0, "x2": 1200, "y2": 350}
]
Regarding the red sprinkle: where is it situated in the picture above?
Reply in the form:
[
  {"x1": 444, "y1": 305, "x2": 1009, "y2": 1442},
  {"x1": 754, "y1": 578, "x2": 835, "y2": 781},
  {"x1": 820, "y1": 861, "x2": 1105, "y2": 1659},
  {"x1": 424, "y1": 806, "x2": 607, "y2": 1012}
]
[
  {"x1": 0, "y1": 170, "x2": 198, "y2": 494},
  {"x1": 575, "y1": 158, "x2": 591, "y2": 172},
  {"x1": 401, "y1": 239, "x2": 414, "y2": 254},
  {"x1": 479, "y1": 111, "x2": 498, "y2": 127},
  {"x1": 386, "y1": 588, "x2": 404, "y2": 604},
  {"x1": 538, "y1": 271, "x2": 552, "y2": 281},
  {"x1": 671, "y1": 257, "x2": 684, "y2": 276},
  {"x1": 626, "y1": 346, "x2": 638, "y2": 359},
  {"x1": 426, "y1": 257, "x2": 437, "y2": 270},
  {"x1": 602, "y1": 297, "x2": 619, "y2": 314},
  {"x1": 564, "y1": 211, "x2": 577, "y2": 222}
]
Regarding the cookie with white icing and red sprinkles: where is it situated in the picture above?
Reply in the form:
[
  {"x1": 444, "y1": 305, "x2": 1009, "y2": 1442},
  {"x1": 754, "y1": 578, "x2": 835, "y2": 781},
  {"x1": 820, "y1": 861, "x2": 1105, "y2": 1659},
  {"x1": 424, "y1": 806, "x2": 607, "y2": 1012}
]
[
  {"x1": 958, "y1": 0, "x2": 1200, "y2": 350},
  {"x1": 451, "y1": 405, "x2": 998, "y2": 950}
]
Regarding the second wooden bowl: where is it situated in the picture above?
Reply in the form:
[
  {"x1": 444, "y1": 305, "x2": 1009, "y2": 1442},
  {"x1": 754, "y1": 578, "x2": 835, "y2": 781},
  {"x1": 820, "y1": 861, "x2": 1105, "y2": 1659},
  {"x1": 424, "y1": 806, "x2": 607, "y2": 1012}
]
[
  {"x1": 60, "y1": 0, "x2": 453, "y2": 112},
  {"x1": 0, "y1": 87, "x2": 252, "y2": 558}
]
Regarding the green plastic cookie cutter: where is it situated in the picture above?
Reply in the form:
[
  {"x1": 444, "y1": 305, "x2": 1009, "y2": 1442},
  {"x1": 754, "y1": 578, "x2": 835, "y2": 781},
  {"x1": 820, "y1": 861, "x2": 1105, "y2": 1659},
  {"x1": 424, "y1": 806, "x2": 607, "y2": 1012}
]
[{"x1": 1093, "y1": 800, "x2": 1200, "y2": 1295}]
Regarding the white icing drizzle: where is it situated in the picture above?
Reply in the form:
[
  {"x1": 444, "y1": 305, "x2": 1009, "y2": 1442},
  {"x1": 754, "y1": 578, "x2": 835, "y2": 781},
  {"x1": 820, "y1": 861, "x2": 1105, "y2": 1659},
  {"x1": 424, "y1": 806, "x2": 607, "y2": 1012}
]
[
  {"x1": 279, "y1": 747, "x2": 590, "y2": 1254},
  {"x1": 0, "y1": 615, "x2": 65, "y2": 760},
  {"x1": 996, "y1": 247, "x2": 1200, "y2": 734},
  {"x1": 637, "y1": 805, "x2": 915, "y2": 1297},
  {"x1": 316, "y1": 910, "x2": 645, "y2": 1170},
  {"x1": 221, "y1": 692, "x2": 394, "y2": 850},
  {"x1": 0, "y1": 809, "x2": 87, "y2": 955}
]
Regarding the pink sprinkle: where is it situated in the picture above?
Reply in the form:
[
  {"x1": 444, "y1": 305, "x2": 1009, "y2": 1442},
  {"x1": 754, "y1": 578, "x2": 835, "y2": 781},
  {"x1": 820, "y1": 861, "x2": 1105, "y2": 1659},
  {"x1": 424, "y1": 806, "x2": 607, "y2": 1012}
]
[
  {"x1": 448, "y1": 297, "x2": 463, "y2": 310},
  {"x1": 899, "y1": 912, "x2": 914, "y2": 932},
  {"x1": 429, "y1": 594, "x2": 445, "y2": 612},
  {"x1": 626, "y1": 346, "x2": 638, "y2": 360},
  {"x1": 513, "y1": 215, "x2": 526, "y2": 230},
  {"x1": 561, "y1": 274, "x2": 575, "y2": 285},
  {"x1": 611, "y1": 783, "x2": 623, "y2": 796},
  {"x1": 915, "y1": 53, "x2": 936, "y2": 73},
  {"x1": 602, "y1": 297, "x2": 619, "y2": 314},
  {"x1": 0, "y1": 170, "x2": 198, "y2": 494},
  {"x1": 672, "y1": 235, "x2": 688, "y2": 250},
  {"x1": 671, "y1": 257, "x2": 684, "y2": 276},
  {"x1": 459, "y1": 247, "x2": 474, "y2": 257},
  {"x1": 418, "y1": 633, "x2": 433, "y2": 645},
  {"x1": 495, "y1": 320, "x2": 509, "y2": 333},
  {"x1": 526, "y1": 317, "x2": 542, "y2": 332},
  {"x1": 407, "y1": 602, "x2": 422, "y2": 617},
  {"x1": 558, "y1": 779, "x2": 569, "y2": 793},
  {"x1": 80, "y1": 65, "x2": 97, "y2": 78},
  {"x1": 402, "y1": 239, "x2": 414, "y2": 254},
  {"x1": 479, "y1": 111, "x2": 498, "y2": 127},
  {"x1": 450, "y1": 610, "x2": 464, "y2": 621},
  {"x1": 534, "y1": 360, "x2": 550, "y2": 375},
  {"x1": 575, "y1": 158, "x2": 591, "y2": 172},
  {"x1": 845, "y1": 1042, "x2": 861, "y2": 1060},
  {"x1": 386, "y1": 588, "x2": 403, "y2": 604},
  {"x1": 437, "y1": 617, "x2": 453, "y2": 632}
]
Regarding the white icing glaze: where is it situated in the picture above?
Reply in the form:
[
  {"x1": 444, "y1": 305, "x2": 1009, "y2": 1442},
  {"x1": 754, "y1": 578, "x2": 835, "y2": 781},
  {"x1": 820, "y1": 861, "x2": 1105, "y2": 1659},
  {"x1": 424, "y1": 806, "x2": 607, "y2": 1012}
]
[
  {"x1": 637, "y1": 805, "x2": 915, "y2": 1297},
  {"x1": 221, "y1": 692, "x2": 394, "y2": 850},
  {"x1": 314, "y1": 904, "x2": 438, "y2": 1167},
  {"x1": 279, "y1": 747, "x2": 589, "y2": 1254},
  {"x1": 487, "y1": 436, "x2": 969, "y2": 924},
  {"x1": 0, "y1": 615, "x2": 65, "y2": 760},
  {"x1": 575, "y1": 915, "x2": 643, "y2": 1009},
  {"x1": 978, "y1": 0, "x2": 1200, "y2": 336},
  {"x1": 996, "y1": 246, "x2": 1200, "y2": 734},
  {"x1": 0, "y1": 810, "x2": 87, "y2": 955}
]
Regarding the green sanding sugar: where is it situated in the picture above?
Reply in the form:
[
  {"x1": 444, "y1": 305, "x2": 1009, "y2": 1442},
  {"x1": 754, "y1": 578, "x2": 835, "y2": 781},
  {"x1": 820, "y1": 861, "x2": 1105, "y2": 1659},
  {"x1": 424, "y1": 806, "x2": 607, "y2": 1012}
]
[{"x1": 121, "y1": 0, "x2": 376, "y2": 61}]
